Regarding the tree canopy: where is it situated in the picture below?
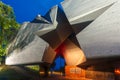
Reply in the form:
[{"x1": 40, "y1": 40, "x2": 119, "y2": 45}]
[{"x1": 0, "y1": 1, "x2": 20, "y2": 56}]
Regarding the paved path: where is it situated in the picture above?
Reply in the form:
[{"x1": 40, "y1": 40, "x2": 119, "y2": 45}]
[
  {"x1": 9, "y1": 66, "x2": 40, "y2": 80},
  {"x1": 39, "y1": 72, "x2": 92, "y2": 80},
  {"x1": 4, "y1": 66, "x2": 92, "y2": 80}
]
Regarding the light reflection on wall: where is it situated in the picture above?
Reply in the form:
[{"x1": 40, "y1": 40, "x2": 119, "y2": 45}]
[{"x1": 62, "y1": 39, "x2": 86, "y2": 66}]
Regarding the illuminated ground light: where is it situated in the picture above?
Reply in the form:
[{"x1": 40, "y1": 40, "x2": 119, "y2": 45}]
[{"x1": 115, "y1": 68, "x2": 120, "y2": 75}]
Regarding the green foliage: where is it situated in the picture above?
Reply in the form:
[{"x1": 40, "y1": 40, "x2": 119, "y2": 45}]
[
  {"x1": 0, "y1": 45, "x2": 5, "y2": 56},
  {"x1": 0, "y1": 1, "x2": 20, "y2": 56},
  {"x1": 26, "y1": 65, "x2": 40, "y2": 71}
]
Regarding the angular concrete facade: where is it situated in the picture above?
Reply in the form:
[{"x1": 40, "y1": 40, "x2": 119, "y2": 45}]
[
  {"x1": 76, "y1": 1, "x2": 120, "y2": 58},
  {"x1": 6, "y1": 0, "x2": 120, "y2": 69},
  {"x1": 35, "y1": 6, "x2": 73, "y2": 49}
]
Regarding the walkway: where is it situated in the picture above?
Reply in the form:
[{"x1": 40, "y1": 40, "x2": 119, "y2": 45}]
[{"x1": 39, "y1": 72, "x2": 92, "y2": 80}]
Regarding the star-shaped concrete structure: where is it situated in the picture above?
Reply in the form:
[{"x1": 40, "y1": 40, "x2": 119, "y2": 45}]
[{"x1": 6, "y1": 0, "x2": 120, "y2": 69}]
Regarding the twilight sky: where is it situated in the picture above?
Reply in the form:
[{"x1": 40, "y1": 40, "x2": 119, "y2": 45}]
[{"x1": 2, "y1": 0, "x2": 63, "y2": 23}]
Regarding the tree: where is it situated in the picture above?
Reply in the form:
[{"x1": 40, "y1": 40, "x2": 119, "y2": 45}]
[{"x1": 0, "y1": 1, "x2": 20, "y2": 56}]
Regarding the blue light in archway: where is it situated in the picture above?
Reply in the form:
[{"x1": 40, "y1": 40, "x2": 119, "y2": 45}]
[{"x1": 51, "y1": 56, "x2": 65, "y2": 71}]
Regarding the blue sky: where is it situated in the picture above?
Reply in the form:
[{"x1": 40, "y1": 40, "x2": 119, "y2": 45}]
[{"x1": 2, "y1": 0, "x2": 63, "y2": 23}]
